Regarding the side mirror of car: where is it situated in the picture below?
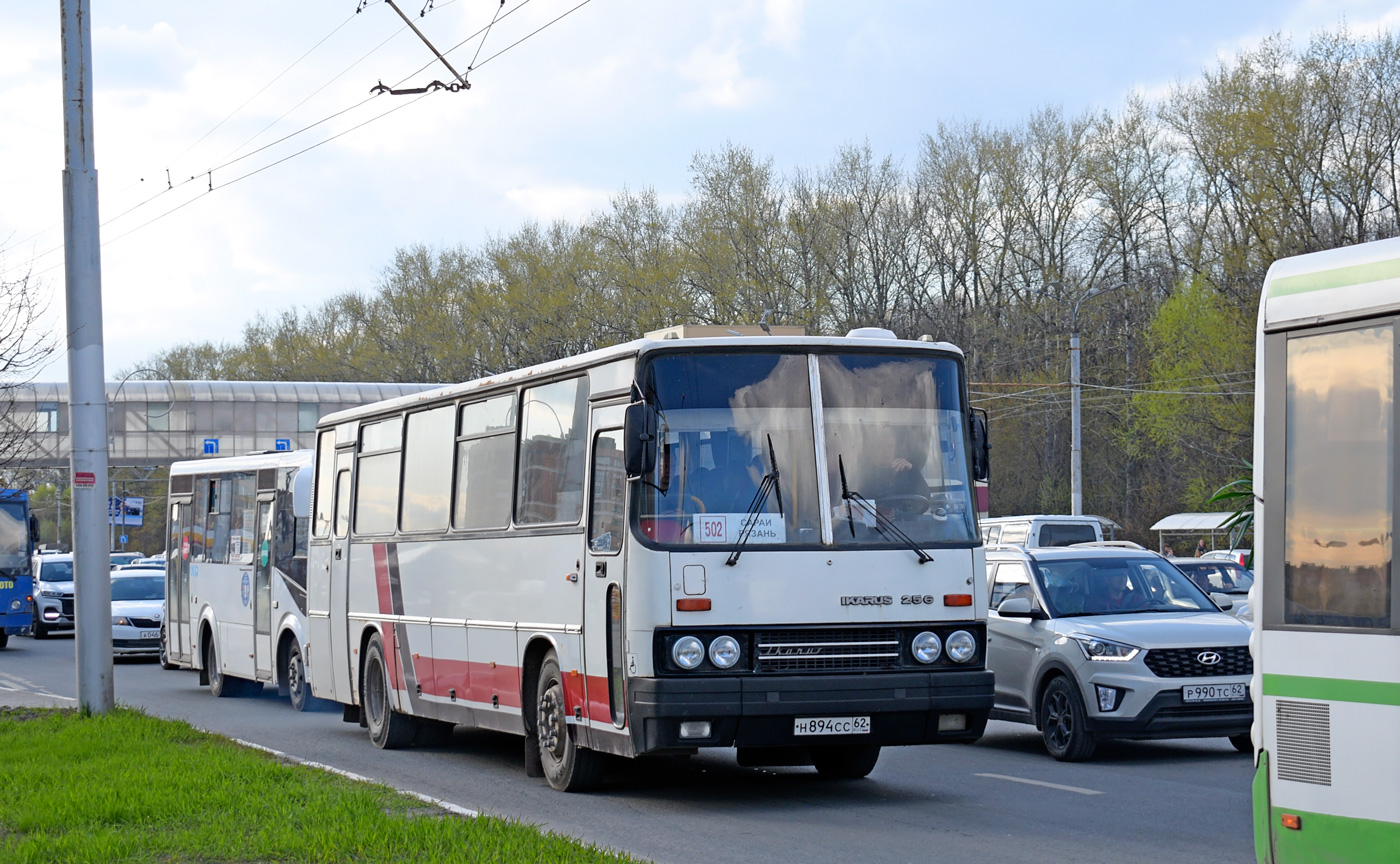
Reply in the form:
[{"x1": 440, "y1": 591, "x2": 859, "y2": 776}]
[
  {"x1": 624, "y1": 401, "x2": 659, "y2": 478},
  {"x1": 996, "y1": 596, "x2": 1046, "y2": 619},
  {"x1": 969, "y1": 409, "x2": 990, "y2": 482},
  {"x1": 29, "y1": 514, "x2": 40, "y2": 543},
  {"x1": 1210, "y1": 592, "x2": 1234, "y2": 611}
]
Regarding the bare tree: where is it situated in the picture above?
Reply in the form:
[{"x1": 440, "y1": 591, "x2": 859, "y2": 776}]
[{"x1": 0, "y1": 256, "x2": 55, "y2": 470}]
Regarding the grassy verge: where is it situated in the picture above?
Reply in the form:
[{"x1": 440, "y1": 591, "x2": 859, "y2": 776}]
[{"x1": 0, "y1": 707, "x2": 642, "y2": 863}]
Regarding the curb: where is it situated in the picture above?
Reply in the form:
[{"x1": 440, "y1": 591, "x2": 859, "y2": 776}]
[{"x1": 230, "y1": 737, "x2": 480, "y2": 819}]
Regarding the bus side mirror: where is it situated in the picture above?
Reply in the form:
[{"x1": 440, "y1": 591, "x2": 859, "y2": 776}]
[
  {"x1": 624, "y1": 402, "x2": 658, "y2": 478},
  {"x1": 969, "y1": 409, "x2": 990, "y2": 481},
  {"x1": 29, "y1": 514, "x2": 40, "y2": 543}
]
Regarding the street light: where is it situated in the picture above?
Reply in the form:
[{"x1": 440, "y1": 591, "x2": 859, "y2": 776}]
[{"x1": 1033, "y1": 281, "x2": 1126, "y2": 517}]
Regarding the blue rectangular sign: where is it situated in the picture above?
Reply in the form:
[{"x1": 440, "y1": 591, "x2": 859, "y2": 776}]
[
  {"x1": 274, "y1": 438, "x2": 291, "y2": 451},
  {"x1": 203, "y1": 438, "x2": 219, "y2": 454}
]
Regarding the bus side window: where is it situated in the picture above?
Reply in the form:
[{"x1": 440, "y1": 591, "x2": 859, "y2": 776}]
[
  {"x1": 312, "y1": 431, "x2": 335, "y2": 538},
  {"x1": 333, "y1": 470, "x2": 351, "y2": 539},
  {"x1": 588, "y1": 431, "x2": 625, "y2": 555},
  {"x1": 517, "y1": 377, "x2": 589, "y2": 525}
]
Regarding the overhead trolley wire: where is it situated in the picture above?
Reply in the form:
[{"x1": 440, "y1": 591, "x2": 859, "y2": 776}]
[{"x1": 10, "y1": 0, "x2": 598, "y2": 279}]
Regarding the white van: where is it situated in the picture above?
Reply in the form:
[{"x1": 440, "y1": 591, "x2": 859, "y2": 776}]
[{"x1": 981, "y1": 514, "x2": 1111, "y2": 548}]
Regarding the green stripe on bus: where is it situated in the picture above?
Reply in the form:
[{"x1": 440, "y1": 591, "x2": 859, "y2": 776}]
[
  {"x1": 1268, "y1": 257, "x2": 1400, "y2": 297},
  {"x1": 1269, "y1": 807, "x2": 1400, "y2": 862},
  {"x1": 1262, "y1": 673, "x2": 1400, "y2": 706}
]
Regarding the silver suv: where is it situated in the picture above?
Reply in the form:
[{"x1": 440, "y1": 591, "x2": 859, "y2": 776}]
[
  {"x1": 984, "y1": 544, "x2": 1252, "y2": 761},
  {"x1": 30, "y1": 553, "x2": 75, "y2": 638}
]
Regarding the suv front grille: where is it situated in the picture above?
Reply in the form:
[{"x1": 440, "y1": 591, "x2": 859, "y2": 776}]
[
  {"x1": 60, "y1": 597, "x2": 74, "y2": 618},
  {"x1": 1144, "y1": 646, "x2": 1251, "y2": 678},
  {"x1": 755, "y1": 628, "x2": 901, "y2": 673}
]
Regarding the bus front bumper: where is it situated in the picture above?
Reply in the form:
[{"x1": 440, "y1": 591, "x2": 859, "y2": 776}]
[{"x1": 627, "y1": 670, "x2": 993, "y2": 754}]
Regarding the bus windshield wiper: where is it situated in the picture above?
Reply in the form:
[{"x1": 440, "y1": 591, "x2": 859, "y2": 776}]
[
  {"x1": 726, "y1": 435, "x2": 783, "y2": 567},
  {"x1": 837, "y1": 455, "x2": 932, "y2": 564}
]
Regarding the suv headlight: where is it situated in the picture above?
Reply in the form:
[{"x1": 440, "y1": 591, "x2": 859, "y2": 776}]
[{"x1": 1071, "y1": 634, "x2": 1140, "y2": 662}]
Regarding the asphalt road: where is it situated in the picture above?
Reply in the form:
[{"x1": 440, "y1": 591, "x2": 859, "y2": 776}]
[{"x1": 2, "y1": 634, "x2": 1255, "y2": 864}]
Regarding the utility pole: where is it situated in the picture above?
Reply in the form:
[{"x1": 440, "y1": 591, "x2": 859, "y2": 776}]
[
  {"x1": 1036, "y1": 281, "x2": 1124, "y2": 517},
  {"x1": 61, "y1": 0, "x2": 114, "y2": 714}
]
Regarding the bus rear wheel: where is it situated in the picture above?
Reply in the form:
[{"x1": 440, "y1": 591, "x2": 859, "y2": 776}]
[
  {"x1": 535, "y1": 652, "x2": 605, "y2": 792},
  {"x1": 363, "y1": 634, "x2": 417, "y2": 749}
]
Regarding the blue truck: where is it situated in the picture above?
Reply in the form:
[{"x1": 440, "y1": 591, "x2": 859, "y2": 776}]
[{"x1": 0, "y1": 490, "x2": 39, "y2": 649}]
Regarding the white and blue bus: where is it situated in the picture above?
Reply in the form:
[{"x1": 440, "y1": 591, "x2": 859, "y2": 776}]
[{"x1": 1252, "y1": 237, "x2": 1400, "y2": 861}]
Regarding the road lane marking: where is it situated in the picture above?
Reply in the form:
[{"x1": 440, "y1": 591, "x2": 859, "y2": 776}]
[
  {"x1": 231, "y1": 737, "x2": 480, "y2": 818},
  {"x1": 974, "y1": 772, "x2": 1103, "y2": 796}
]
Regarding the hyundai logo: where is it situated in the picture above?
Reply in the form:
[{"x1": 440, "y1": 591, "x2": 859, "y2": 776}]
[{"x1": 1197, "y1": 651, "x2": 1222, "y2": 665}]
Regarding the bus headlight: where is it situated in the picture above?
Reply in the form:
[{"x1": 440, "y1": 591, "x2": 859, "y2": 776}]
[
  {"x1": 912, "y1": 631, "x2": 942, "y2": 663},
  {"x1": 946, "y1": 630, "x2": 977, "y2": 663},
  {"x1": 708, "y1": 635, "x2": 741, "y2": 669},
  {"x1": 672, "y1": 636, "x2": 705, "y2": 670},
  {"x1": 8, "y1": 599, "x2": 20, "y2": 611}
]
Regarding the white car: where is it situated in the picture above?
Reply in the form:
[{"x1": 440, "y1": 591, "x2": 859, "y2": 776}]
[{"x1": 111, "y1": 570, "x2": 165, "y2": 657}]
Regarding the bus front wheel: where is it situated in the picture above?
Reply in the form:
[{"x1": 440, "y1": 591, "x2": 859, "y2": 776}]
[
  {"x1": 535, "y1": 652, "x2": 605, "y2": 792},
  {"x1": 1229, "y1": 733, "x2": 1253, "y2": 753},
  {"x1": 363, "y1": 634, "x2": 417, "y2": 749}
]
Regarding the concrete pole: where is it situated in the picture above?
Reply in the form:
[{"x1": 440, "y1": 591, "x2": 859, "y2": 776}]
[
  {"x1": 1070, "y1": 331, "x2": 1082, "y2": 517},
  {"x1": 61, "y1": 0, "x2": 114, "y2": 714}
]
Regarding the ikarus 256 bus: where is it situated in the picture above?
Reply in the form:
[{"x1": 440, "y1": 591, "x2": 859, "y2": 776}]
[
  {"x1": 164, "y1": 449, "x2": 317, "y2": 709},
  {"x1": 305, "y1": 325, "x2": 995, "y2": 791},
  {"x1": 1252, "y1": 237, "x2": 1400, "y2": 861}
]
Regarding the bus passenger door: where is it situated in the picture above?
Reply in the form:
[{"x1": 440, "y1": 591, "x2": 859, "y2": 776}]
[
  {"x1": 167, "y1": 501, "x2": 192, "y2": 664},
  {"x1": 583, "y1": 407, "x2": 628, "y2": 735},
  {"x1": 252, "y1": 495, "x2": 275, "y2": 679},
  {"x1": 328, "y1": 453, "x2": 354, "y2": 702}
]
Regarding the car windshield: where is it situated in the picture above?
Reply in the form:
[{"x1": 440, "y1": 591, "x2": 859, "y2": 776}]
[
  {"x1": 820, "y1": 354, "x2": 976, "y2": 546},
  {"x1": 0, "y1": 501, "x2": 29, "y2": 574},
  {"x1": 111, "y1": 576, "x2": 164, "y2": 602},
  {"x1": 637, "y1": 352, "x2": 822, "y2": 547},
  {"x1": 1034, "y1": 557, "x2": 1216, "y2": 617},
  {"x1": 1176, "y1": 561, "x2": 1255, "y2": 594},
  {"x1": 40, "y1": 560, "x2": 74, "y2": 583}
]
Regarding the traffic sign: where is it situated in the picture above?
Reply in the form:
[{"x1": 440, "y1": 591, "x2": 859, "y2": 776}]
[{"x1": 119, "y1": 534, "x2": 128, "y2": 544}]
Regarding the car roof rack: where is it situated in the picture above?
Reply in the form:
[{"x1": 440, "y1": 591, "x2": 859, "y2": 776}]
[
  {"x1": 985, "y1": 543, "x2": 1031, "y2": 554},
  {"x1": 1067, "y1": 540, "x2": 1149, "y2": 551}
]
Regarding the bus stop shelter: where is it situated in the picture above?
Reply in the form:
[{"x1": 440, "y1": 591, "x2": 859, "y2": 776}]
[{"x1": 1148, "y1": 512, "x2": 1238, "y2": 554}]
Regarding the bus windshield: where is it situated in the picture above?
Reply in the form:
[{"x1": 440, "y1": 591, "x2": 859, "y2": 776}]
[
  {"x1": 638, "y1": 352, "x2": 822, "y2": 547},
  {"x1": 0, "y1": 501, "x2": 29, "y2": 576},
  {"x1": 820, "y1": 354, "x2": 976, "y2": 546},
  {"x1": 635, "y1": 349, "x2": 976, "y2": 549}
]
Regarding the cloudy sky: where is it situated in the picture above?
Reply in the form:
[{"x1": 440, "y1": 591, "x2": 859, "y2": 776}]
[{"x1": 4, "y1": 0, "x2": 1400, "y2": 383}]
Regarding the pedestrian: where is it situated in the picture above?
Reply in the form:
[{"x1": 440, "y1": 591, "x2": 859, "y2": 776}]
[
  {"x1": 1195, "y1": 538, "x2": 1208, "y2": 557},
  {"x1": 1164, "y1": 544, "x2": 1175, "y2": 557}
]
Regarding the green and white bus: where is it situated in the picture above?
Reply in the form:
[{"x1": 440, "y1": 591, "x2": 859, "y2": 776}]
[{"x1": 1252, "y1": 237, "x2": 1400, "y2": 862}]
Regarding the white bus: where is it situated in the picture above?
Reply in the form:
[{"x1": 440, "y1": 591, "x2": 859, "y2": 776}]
[
  {"x1": 163, "y1": 449, "x2": 317, "y2": 709},
  {"x1": 306, "y1": 326, "x2": 994, "y2": 791},
  {"x1": 1252, "y1": 237, "x2": 1400, "y2": 860}
]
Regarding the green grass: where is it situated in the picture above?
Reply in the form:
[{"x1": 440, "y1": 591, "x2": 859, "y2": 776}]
[{"x1": 0, "y1": 707, "x2": 643, "y2": 863}]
